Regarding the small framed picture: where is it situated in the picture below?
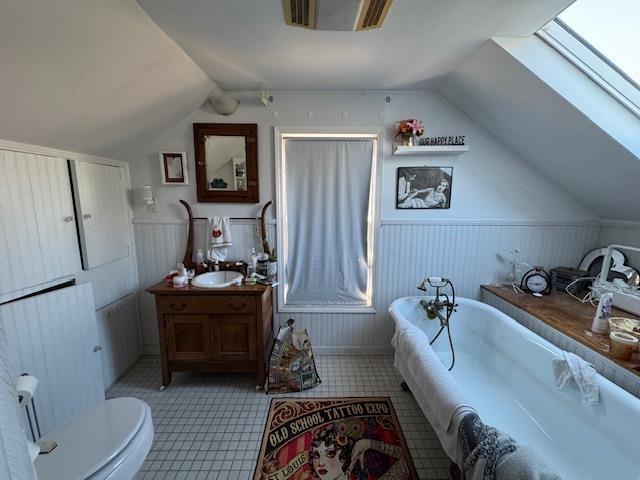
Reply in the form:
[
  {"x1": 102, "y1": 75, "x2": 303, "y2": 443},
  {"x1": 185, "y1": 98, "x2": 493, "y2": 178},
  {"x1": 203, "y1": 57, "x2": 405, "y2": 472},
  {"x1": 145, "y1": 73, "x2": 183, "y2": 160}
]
[
  {"x1": 159, "y1": 152, "x2": 188, "y2": 185},
  {"x1": 396, "y1": 166, "x2": 453, "y2": 209}
]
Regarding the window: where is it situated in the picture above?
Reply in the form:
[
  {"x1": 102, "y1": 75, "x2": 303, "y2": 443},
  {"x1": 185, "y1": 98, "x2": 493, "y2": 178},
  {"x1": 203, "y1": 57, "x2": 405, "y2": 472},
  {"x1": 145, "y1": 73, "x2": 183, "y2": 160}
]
[
  {"x1": 275, "y1": 129, "x2": 380, "y2": 313},
  {"x1": 539, "y1": 0, "x2": 640, "y2": 114}
]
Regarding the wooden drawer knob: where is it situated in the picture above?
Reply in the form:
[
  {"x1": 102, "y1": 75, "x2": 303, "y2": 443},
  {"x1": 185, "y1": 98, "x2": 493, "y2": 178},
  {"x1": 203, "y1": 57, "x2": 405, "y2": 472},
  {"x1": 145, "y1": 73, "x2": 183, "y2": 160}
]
[
  {"x1": 228, "y1": 302, "x2": 246, "y2": 311},
  {"x1": 170, "y1": 302, "x2": 187, "y2": 311}
]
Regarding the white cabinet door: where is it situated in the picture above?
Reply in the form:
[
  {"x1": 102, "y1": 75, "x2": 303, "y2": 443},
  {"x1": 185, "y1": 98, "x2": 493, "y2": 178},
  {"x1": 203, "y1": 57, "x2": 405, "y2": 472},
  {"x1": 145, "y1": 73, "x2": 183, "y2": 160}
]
[
  {"x1": 0, "y1": 284, "x2": 104, "y2": 434},
  {"x1": 0, "y1": 150, "x2": 78, "y2": 296},
  {"x1": 71, "y1": 161, "x2": 129, "y2": 270},
  {"x1": 27, "y1": 155, "x2": 80, "y2": 283},
  {"x1": 95, "y1": 293, "x2": 142, "y2": 389}
]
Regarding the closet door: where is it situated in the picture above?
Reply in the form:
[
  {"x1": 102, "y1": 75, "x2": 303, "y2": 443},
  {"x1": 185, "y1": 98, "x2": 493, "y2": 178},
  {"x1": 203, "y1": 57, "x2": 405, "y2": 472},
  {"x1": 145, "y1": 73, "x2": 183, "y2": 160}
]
[
  {"x1": 0, "y1": 150, "x2": 78, "y2": 296},
  {"x1": 27, "y1": 155, "x2": 80, "y2": 282},
  {"x1": 71, "y1": 161, "x2": 129, "y2": 269},
  {"x1": 0, "y1": 284, "x2": 104, "y2": 434}
]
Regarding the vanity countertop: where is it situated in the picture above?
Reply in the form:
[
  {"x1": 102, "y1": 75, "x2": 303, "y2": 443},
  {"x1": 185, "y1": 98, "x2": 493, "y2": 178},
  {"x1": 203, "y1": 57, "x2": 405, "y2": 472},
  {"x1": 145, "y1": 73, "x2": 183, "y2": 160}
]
[
  {"x1": 481, "y1": 284, "x2": 640, "y2": 376},
  {"x1": 147, "y1": 280, "x2": 271, "y2": 295}
]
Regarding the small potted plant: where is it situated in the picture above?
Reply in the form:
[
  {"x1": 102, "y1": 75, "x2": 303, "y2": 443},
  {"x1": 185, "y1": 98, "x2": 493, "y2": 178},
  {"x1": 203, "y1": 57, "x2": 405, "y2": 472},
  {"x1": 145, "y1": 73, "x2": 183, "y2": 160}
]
[{"x1": 395, "y1": 119, "x2": 424, "y2": 146}]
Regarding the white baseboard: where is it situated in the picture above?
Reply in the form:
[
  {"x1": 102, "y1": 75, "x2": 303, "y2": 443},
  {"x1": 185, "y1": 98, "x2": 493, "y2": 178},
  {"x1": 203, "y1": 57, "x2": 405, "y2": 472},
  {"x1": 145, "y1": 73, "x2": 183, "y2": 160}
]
[
  {"x1": 142, "y1": 344, "x2": 392, "y2": 356},
  {"x1": 312, "y1": 346, "x2": 393, "y2": 356},
  {"x1": 144, "y1": 345, "x2": 160, "y2": 355}
]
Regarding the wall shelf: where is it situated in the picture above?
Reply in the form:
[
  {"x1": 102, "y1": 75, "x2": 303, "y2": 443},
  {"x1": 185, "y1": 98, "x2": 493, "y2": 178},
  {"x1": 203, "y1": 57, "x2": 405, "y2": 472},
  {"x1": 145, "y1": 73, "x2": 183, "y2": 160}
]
[{"x1": 393, "y1": 145, "x2": 469, "y2": 156}]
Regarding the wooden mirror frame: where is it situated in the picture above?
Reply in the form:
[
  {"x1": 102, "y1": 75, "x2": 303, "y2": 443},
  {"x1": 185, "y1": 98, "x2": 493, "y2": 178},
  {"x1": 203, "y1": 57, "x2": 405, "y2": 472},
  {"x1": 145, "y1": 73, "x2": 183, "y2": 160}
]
[{"x1": 193, "y1": 123, "x2": 259, "y2": 203}]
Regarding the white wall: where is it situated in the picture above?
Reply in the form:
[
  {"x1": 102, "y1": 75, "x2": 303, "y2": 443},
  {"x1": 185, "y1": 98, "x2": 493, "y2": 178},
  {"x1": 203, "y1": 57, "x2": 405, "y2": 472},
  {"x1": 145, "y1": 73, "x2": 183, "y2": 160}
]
[
  {"x1": 130, "y1": 91, "x2": 594, "y2": 222},
  {"x1": 128, "y1": 90, "x2": 600, "y2": 352}
]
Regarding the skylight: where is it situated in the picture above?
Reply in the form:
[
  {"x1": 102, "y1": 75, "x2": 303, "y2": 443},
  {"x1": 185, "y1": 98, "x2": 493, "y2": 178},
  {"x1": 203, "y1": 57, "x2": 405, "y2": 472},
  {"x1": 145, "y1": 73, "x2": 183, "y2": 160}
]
[
  {"x1": 558, "y1": 0, "x2": 639, "y2": 86},
  {"x1": 539, "y1": 0, "x2": 640, "y2": 114}
]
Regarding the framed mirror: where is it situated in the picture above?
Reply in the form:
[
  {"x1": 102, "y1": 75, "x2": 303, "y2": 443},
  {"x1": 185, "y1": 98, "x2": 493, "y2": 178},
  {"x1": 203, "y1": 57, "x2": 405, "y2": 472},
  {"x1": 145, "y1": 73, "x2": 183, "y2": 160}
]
[{"x1": 193, "y1": 123, "x2": 259, "y2": 203}]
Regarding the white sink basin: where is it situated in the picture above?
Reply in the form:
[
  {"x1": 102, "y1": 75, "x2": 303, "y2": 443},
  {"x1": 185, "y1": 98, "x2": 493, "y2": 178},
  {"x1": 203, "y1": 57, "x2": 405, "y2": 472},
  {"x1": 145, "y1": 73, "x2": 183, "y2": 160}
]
[{"x1": 192, "y1": 271, "x2": 243, "y2": 288}]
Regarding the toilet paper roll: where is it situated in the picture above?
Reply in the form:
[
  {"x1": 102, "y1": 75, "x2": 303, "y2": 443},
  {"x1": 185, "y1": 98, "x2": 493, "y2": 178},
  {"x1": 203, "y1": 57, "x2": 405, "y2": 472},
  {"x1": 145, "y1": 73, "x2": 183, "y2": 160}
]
[
  {"x1": 16, "y1": 375, "x2": 38, "y2": 404},
  {"x1": 27, "y1": 441, "x2": 40, "y2": 462}
]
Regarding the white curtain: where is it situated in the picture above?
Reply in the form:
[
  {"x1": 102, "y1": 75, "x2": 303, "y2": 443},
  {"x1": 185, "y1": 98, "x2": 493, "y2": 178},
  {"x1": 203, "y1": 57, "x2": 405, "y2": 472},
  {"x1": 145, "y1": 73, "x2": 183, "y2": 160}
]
[{"x1": 284, "y1": 139, "x2": 374, "y2": 306}]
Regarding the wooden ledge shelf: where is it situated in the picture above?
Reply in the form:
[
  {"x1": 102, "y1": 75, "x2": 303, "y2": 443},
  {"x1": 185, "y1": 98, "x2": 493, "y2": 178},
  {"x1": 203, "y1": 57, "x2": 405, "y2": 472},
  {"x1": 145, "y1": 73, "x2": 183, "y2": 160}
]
[
  {"x1": 393, "y1": 145, "x2": 469, "y2": 156},
  {"x1": 481, "y1": 285, "x2": 640, "y2": 377}
]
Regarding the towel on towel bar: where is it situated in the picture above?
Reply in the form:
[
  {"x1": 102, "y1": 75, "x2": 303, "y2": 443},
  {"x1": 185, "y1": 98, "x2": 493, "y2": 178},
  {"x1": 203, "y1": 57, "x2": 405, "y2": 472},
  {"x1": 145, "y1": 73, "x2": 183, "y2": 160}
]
[
  {"x1": 552, "y1": 351, "x2": 599, "y2": 404},
  {"x1": 208, "y1": 216, "x2": 232, "y2": 262}
]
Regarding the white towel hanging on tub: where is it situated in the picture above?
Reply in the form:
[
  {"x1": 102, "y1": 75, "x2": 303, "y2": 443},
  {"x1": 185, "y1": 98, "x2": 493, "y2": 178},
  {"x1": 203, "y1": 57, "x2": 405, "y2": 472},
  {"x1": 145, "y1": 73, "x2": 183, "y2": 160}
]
[
  {"x1": 208, "y1": 216, "x2": 232, "y2": 262},
  {"x1": 391, "y1": 322, "x2": 474, "y2": 458},
  {"x1": 552, "y1": 351, "x2": 599, "y2": 404}
]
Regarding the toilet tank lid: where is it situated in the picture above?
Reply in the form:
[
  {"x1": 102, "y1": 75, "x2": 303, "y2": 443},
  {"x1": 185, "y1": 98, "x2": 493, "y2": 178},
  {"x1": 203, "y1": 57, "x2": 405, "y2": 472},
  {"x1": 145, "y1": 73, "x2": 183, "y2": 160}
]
[{"x1": 35, "y1": 397, "x2": 150, "y2": 480}]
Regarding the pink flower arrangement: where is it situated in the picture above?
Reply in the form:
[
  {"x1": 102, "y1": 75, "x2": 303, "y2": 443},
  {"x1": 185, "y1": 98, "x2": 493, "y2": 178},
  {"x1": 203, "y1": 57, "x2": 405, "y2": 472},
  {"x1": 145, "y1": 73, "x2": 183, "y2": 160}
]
[{"x1": 396, "y1": 119, "x2": 424, "y2": 140}]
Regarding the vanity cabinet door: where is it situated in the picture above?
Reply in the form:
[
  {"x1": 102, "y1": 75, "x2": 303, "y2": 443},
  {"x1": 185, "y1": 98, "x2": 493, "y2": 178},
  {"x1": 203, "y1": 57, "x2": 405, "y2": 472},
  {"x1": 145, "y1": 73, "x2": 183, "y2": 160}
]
[
  {"x1": 165, "y1": 314, "x2": 214, "y2": 362},
  {"x1": 212, "y1": 315, "x2": 257, "y2": 362}
]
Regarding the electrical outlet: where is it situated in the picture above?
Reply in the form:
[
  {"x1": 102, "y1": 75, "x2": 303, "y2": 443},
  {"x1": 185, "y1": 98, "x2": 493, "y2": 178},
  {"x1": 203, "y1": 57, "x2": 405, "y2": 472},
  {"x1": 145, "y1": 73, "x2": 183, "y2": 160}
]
[
  {"x1": 273, "y1": 111, "x2": 279, "y2": 119},
  {"x1": 307, "y1": 111, "x2": 314, "y2": 119}
]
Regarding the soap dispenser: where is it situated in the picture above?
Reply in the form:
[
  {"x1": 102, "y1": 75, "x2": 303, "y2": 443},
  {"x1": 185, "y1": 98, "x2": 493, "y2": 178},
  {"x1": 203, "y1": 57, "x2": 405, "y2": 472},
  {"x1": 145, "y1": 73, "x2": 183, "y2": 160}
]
[
  {"x1": 249, "y1": 248, "x2": 258, "y2": 275},
  {"x1": 195, "y1": 248, "x2": 206, "y2": 275}
]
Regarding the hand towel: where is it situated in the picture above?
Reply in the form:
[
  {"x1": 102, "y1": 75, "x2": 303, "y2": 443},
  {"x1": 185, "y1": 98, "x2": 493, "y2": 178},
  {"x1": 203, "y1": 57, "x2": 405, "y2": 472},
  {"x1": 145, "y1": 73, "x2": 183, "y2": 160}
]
[
  {"x1": 208, "y1": 216, "x2": 232, "y2": 262},
  {"x1": 552, "y1": 351, "x2": 599, "y2": 404}
]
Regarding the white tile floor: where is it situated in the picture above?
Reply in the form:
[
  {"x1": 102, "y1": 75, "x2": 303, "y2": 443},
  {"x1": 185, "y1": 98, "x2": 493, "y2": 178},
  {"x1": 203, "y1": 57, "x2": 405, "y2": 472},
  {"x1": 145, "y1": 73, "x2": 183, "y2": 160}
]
[{"x1": 107, "y1": 356, "x2": 451, "y2": 480}]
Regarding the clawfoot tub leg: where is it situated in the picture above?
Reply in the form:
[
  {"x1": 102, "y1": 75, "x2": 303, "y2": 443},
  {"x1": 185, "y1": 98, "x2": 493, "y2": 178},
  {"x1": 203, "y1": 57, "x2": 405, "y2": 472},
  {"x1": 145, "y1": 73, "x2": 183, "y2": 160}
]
[
  {"x1": 449, "y1": 462, "x2": 461, "y2": 480},
  {"x1": 400, "y1": 381, "x2": 412, "y2": 393}
]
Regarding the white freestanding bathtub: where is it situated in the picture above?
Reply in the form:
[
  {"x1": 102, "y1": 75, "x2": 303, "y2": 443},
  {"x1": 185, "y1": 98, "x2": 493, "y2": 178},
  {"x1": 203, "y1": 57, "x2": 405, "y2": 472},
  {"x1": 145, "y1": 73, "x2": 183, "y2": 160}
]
[{"x1": 390, "y1": 296, "x2": 640, "y2": 480}]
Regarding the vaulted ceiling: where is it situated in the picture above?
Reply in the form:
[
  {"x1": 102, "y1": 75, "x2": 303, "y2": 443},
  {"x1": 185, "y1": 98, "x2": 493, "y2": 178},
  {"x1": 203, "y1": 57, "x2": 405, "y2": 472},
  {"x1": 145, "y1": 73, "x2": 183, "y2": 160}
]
[
  {"x1": 438, "y1": 38, "x2": 640, "y2": 221},
  {"x1": 2, "y1": 0, "x2": 638, "y2": 222},
  {"x1": 136, "y1": 0, "x2": 572, "y2": 90},
  {"x1": 0, "y1": 0, "x2": 212, "y2": 159}
]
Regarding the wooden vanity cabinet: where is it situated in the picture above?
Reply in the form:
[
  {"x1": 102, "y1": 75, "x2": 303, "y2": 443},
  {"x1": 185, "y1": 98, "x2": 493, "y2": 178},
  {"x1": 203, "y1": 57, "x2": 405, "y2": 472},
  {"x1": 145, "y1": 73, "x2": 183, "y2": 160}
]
[{"x1": 147, "y1": 282, "x2": 273, "y2": 387}]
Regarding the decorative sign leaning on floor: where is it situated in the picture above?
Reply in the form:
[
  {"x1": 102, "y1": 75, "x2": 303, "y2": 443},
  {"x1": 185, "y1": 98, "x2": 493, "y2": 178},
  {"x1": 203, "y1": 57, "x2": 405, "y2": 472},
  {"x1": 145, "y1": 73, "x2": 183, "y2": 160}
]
[
  {"x1": 254, "y1": 397, "x2": 418, "y2": 480},
  {"x1": 396, "y1": 166, "x2": 453, "y2": 210}
]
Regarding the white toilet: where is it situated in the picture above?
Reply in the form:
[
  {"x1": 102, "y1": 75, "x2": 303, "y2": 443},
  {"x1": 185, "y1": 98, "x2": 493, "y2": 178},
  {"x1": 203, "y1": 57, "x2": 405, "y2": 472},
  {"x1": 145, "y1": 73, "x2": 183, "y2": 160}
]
[{"x1": 35, "y1": 397, "x2": 153, "y2": 480}]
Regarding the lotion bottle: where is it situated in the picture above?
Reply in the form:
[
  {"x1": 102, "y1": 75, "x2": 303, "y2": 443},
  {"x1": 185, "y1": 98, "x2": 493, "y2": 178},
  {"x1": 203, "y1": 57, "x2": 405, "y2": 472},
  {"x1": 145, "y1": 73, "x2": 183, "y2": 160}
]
[{"x1": 591, "y1": 292, "x2": 613, "y2": 334}]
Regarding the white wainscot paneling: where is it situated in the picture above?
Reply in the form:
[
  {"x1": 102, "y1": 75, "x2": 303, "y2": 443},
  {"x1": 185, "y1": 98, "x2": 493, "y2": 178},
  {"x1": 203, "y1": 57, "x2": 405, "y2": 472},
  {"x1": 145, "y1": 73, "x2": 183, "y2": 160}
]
[
  {"x1": 598, "y1": 224, "x2": 640, "y2": 269},
  {"x1": 0, "y1": 284, "x2": 104, "y2": 435},
  {"x1": 135, "y1": 220, "x2": 600, "y2": 351},
  {"x1": 96, "y1": 293, "x2": 143, "y2": 389},
  {"x1": 134, "y1": 220, "x2": 271, "y2": 350},
  {"x1": 275, "y1": 223, "x2": 600, "y2": 351}
]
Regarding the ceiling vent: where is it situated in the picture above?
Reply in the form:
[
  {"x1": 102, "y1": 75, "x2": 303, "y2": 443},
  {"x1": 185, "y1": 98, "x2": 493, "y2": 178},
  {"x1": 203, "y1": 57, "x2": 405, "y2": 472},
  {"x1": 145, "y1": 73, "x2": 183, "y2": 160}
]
[
  {"x1": 283, "y1": 0, "x2": 317, "y2": 29},
  {"x1": 282, "y1": 0, "x2": 393, "y2": 31},
  {"x1": 356, "y1": 0, "x2": 393, "y2": 30}
]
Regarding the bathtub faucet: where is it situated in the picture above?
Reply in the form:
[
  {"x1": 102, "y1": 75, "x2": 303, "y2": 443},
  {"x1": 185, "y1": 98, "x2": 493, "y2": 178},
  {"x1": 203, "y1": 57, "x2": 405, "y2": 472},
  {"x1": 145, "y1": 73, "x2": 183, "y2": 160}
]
[
  {"x1": 418, "y1": 277, "x2": 457, "y2": 327},
  {"x1": 417, "y1": 276, "x2": 458, "y2": 370}
]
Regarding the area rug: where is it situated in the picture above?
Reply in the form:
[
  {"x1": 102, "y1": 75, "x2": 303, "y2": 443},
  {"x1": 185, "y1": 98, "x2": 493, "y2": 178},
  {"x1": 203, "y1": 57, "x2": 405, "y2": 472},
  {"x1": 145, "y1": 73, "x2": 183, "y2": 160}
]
[{"x1": 254, "y1": 397, "x2": 418, "y2": 480}]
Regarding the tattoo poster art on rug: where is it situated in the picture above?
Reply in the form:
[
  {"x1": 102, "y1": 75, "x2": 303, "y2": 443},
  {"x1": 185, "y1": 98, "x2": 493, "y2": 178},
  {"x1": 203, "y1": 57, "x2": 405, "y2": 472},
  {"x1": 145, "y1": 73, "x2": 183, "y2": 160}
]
[{"x1": 254, "y1": 397, "x2": 418, "y2": 480}]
